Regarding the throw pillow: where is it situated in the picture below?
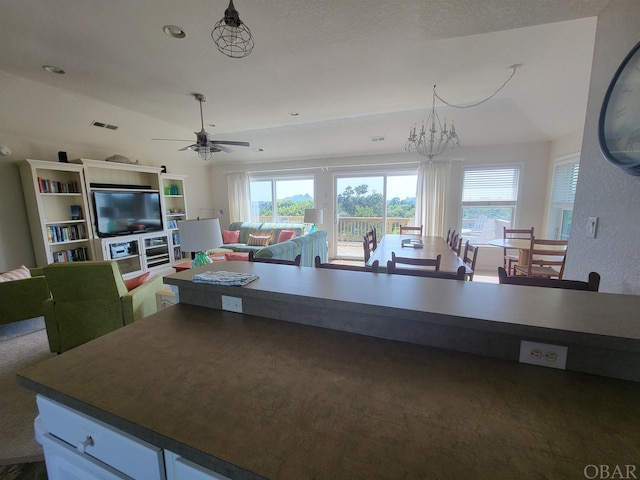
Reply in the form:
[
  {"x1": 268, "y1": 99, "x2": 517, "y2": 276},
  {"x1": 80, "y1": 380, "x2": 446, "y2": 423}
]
[
  {"x1": 124, "y1": 272, "x2": 150, "y2": 291},
  {"x1": 277, "y1": 230, "x2": 296, "y2": 243},
  {"x1": 247, "y1": 234, "x2": 270, "y2": 247},
  {"x1": 222, "y1": 229, "x2": 240, "y2": 244},
  {"x1": 0, "y1": 265, "x2": 31, "y2": 283}
]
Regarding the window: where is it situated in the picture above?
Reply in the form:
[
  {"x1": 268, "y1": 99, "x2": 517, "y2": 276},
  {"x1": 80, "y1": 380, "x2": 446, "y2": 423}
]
[
  {"x1": 460, "y1": 166, "x2": 520, "y2": 243},
  {"x1": 548, "y1": 155, "x2": 579, "y2": 240},
  {"x1": 249, "y1": 177, "x2": 315, "y2": 223}
]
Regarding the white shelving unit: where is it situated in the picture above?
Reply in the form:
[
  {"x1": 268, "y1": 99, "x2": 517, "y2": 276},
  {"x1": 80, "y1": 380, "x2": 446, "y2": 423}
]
[
  {"x1": 161, "y1": 174, "x2": 188, "y2": 263},
  {"x1": 19, "y1": 159, "x2": 94, "y2": 266}
]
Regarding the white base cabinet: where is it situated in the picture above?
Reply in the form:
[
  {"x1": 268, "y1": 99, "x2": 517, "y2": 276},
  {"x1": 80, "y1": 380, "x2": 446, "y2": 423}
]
[{"x1": 36, "y1": 395, "x2": 231, "y2": 480}]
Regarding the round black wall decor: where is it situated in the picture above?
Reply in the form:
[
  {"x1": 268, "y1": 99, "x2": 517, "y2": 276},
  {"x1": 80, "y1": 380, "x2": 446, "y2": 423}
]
[{"x1": 599, "y1": 39, "x2": 640, "y2": 176}]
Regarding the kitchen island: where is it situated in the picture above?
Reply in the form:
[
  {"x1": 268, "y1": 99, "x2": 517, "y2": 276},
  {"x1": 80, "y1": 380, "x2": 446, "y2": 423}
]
[{"x1": 17, "y1": 303, "x2": 640, "y2": 479}]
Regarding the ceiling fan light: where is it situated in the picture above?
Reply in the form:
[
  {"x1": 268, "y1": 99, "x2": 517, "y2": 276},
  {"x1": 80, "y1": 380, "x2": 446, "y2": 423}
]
[{"x1": 198, "y1": 148, "x2": 214, "y2": 161}]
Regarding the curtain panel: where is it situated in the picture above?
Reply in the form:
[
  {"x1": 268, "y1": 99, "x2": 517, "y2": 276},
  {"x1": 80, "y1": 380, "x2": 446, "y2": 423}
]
[
  {"x1": 415, "y1": 160, "x2": 451, "y2": 237},
  {"x1": 227, "y1": 173, "x2": 251, "y2": 223}
]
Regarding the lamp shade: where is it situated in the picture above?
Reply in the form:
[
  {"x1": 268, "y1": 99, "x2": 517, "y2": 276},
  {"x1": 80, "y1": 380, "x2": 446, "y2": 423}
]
[
  {"x1": 178, "y1": 218, "x2": 223, "y2": 253},
  {"x1": 304, "y1": 208, "x2": 323, "y2": 225}
]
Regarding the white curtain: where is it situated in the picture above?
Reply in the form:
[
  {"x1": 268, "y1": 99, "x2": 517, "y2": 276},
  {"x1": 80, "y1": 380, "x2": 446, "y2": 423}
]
[
  {"x1": 227, "y1": 173, "x2": 251, "y2": 222},
  {"x1": 415, "y1": 160, "x2": 452, "y2": 236}
]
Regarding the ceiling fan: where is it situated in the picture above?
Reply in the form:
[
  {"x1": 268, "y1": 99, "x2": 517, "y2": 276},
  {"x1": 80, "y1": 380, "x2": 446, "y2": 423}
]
[{"x1": 153, "y1": 93, "x2": 249, "y2": 160}]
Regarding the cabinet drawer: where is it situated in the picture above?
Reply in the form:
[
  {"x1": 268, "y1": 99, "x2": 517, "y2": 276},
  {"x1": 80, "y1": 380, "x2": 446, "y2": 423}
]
[
  {"x1": 165, "y1": 451, "x2": 232, "y2": 480},
  {"x1": 37, "y1": 395, "x2": 165, "y2": 479}
]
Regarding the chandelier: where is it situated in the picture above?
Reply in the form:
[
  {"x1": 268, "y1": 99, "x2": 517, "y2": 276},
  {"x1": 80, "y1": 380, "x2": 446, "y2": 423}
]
[
  {"x1": 406, "y1": 64, "x2": 521, "y2": 162},
  {"x1": 405, "y1": 86, "x2": 459, "y2": 162},
  {"x1": 211, "y1": 0, "x2": 254, "y2": 59}
]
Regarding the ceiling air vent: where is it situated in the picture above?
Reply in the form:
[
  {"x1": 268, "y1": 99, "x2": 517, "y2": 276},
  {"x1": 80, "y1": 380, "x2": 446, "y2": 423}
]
[
  {"x1": 371, "y1": 135, "x2": 385, "y2": 142},
  {"x1": 91, "y1": 121, "x2": 118, "y2": 131}
]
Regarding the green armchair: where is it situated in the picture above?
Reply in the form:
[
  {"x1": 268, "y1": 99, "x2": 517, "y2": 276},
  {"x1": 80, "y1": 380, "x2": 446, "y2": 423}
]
[
  {"x1": 0, "y1": 267, "x2": 51, "y2": 327},
  {"x1": 42, "y1": 261, "x2": 164, "y2": 353}
]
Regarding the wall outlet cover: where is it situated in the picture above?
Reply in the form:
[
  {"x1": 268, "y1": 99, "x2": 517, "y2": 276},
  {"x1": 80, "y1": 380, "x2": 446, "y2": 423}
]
[{"x1": 519, "y1": 340, "x2": 568, "y2": 370}]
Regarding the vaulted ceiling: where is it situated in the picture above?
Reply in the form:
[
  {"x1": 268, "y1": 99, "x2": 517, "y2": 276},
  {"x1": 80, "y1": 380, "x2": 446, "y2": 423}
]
[{"x1": 0, "y1": 0, "x2": 611, "y2": 164}]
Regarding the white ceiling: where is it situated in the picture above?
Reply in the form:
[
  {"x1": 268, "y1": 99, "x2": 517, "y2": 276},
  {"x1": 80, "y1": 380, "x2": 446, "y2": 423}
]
[{"x1": 0, "y1": 0, "x2": 610, "y2": 164}]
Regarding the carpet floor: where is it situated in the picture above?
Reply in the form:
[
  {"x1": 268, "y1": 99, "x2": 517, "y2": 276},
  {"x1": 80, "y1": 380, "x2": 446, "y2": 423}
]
[
  {"x1": 0, "y1": 321, "x2": 56, "y2": 465},
  {"x1": 0, "y1": 461, "x2": 47, "y2": 480}
]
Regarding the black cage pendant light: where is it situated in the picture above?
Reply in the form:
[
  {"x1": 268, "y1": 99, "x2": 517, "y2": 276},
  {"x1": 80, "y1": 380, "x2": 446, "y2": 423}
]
[{"x1": 211, "y1": 0, "x2": 254, "y2": 58}]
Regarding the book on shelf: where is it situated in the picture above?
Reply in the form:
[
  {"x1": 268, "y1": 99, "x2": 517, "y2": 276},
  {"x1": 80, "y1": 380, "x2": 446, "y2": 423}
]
[
  {"x1": 52, "y1": 246, "x2": 89, "y2": 263},
  {"x1": 37, "y1": 177, "x2": 79, "y2": 194}
]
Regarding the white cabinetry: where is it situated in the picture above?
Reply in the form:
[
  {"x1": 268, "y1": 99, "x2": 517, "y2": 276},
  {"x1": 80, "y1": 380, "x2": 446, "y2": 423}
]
[
  {"x1": 36, "y1": 395, "x2": 230, "y2": 480},
  {"x1": 19, "y1": 159, "x2": 93, "y2": 266},
  {"x1": 36, "y1": 395, "x2": 166, "y2": 480}
]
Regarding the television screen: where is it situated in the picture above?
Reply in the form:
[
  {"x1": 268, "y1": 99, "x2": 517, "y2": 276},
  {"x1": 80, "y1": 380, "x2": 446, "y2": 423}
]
[{"x1": 93, "y1": 191, "x2": 163, "y2": 237}]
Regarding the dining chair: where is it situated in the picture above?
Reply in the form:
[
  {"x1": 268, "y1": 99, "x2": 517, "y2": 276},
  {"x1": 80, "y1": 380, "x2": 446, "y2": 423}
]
[
  {"x1": 389, "y1": 251, "x2": 441, "y2": 271},
  {"x1": 498, "y1": 267, "x2": 600, "y2": 291},
  {"x1": 399, "y1": 225, "x2": 423, "y2": 236},
  {"x1": 503, "y1": 226, "x2": 534, "y2": 274},
  {"x1": 449, "y1": 231, "x2": 459, "y2": 251},
  {"x1": 445, "y1": 228, "x2": 452, "y2": 244},
  {"x1": 461, "y1": 240, "x2": 479, "y2": 281},
  {"x1": 315, "y1": 256, "x2": 379, "y2": 273},
  {"x1": 452, "y1": 235, "x2": 463, "y2": 255},
  {"x1": 387, "y1": 262, "x2": 465, "y2": 280},
  {"x1": 249, "y1": 251, "x2": 302, "y2": 266},
  {"x1": 363, "y1": 230, "x2": 376, "y2": 262},
  {"x1": 513, "y1": 237, "x2": 568, "y2": 279}
]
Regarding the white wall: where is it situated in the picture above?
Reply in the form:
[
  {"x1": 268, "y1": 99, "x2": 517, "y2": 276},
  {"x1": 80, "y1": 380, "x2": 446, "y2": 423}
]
[{"x1": 565, "y1": 0, "x2": 640, "y2": 294}]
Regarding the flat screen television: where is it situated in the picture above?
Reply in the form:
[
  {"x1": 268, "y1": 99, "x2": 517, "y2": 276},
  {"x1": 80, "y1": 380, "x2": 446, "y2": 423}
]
[{"x1": 93, "y1": 191, "x2": 163, "y2": 237}]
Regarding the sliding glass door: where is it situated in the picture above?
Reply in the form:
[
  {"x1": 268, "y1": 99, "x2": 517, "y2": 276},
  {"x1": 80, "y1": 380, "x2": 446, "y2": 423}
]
[{"x1": 335, "y1": 173, "x2": 416, "y2": 259}]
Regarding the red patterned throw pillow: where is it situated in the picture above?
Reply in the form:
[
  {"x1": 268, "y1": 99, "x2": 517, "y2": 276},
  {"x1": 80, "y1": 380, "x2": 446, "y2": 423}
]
[
  {"x1": 277, "y1": 230, "x2": 296, "y2": 243},
  {"x1": 124, "y1": 272, "x2": 150, "y2": 291},
  {"x1": 222, "y1": 229, "x2": 240, "y2": 244},
  {"x1": 247, "y1": 234, "x2": 270, "y2": 246}
]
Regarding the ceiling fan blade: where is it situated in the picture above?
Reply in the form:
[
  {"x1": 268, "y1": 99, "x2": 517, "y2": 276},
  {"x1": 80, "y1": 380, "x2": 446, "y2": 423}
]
[
  {"x1": 152, "y1": 138, "x2": 194, "y2": 142},
  {"x1": 210, "y1": 140, "x2": 250, "y2": 147},
  {"x1": 216, "y1": 145, "x2": 233, "y2": 153},
  {"x1": 178, "y1": 144, "x2": 198, "y2": 151}
]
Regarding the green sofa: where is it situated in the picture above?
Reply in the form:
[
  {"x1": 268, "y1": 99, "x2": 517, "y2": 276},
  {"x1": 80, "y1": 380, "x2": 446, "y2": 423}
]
[
  {"x1": 0, "y1": 267, "x2": 50, "y2": 326},
  {"x1": 42, "y1": 261, "x2": 164, "y2": 353},
  {"x1": 215, "y1": 222, "x2": 327, "y2": 267}
]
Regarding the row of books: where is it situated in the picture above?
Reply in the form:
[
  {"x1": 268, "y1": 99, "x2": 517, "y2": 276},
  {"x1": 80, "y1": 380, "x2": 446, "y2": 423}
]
[
  {"x1": 38, "y1": 177, "x2": 80, "y2": 194},
  {"x1": 173, "y1": 248, "x2": 183, "y2": 261},
  {"x1": 172, "y1": 233, "x2": 180, "y2": 245},
  {"x1": 52, "y1": 247, "x2": 90, "y2": 263},
  {"x1": 167, "y1": 219, "x2": 179, "y2": 229},
  {"x1": 47, "y1": 224, "x2": 88, "y2": 243}
]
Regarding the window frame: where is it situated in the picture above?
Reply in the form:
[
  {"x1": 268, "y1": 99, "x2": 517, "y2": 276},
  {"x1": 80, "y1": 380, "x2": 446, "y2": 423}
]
[
  {"x1": 248, "y1": 174, "x2": 316, "y2": 223},
  {"x1": 459, "y1": 165, "x2": 522, "y2": 243},
  {"x1": 548, "y1": 153, "x2": 580, "y2": 240}
]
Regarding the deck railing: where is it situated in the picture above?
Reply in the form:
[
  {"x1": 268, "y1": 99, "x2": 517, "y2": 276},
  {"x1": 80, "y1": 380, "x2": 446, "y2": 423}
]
[{"x1": 337, "y1": 217, "x2": 413, "y2": 242}]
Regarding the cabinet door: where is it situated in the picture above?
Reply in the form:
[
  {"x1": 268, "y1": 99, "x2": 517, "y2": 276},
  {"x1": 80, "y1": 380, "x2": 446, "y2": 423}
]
[
  {"x1": 38, "y1": 430, "x2": 132, "y2": 480},
  {"x1": 165, "y1": 451, "x2": 231, "y2": 480}
]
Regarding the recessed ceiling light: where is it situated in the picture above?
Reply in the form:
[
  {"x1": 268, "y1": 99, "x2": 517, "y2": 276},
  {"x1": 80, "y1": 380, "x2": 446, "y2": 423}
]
[
  {"x1": 163, "y1": 25, "x2": 186, "y2": 39},
  {"x1": 290, "y1": 112, "x2": 299, "y2": 116},
  {"x1": 42, "y1": 65, "x2": 65, "y2": 74}
]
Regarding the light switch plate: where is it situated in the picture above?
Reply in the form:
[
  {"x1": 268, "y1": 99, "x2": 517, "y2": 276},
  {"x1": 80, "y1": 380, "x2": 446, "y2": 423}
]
[{"x1": 587, "y1": 217, "x2": 598, "y2": 238}]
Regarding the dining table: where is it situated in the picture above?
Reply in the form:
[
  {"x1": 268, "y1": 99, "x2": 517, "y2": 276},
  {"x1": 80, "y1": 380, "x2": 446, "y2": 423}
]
[
  {"x1": 366, "y1": 234, "x2": 470, "y2": 274},
  {"x1": 487, "y1": 238, "x2": 567, "y2": 266}
]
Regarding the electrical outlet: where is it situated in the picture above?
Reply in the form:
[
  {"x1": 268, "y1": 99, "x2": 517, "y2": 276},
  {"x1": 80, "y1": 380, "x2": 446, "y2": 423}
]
[
  {"x1": 221, "y1": 295, "x2": 242, "y2": 313},
  {"x1": 519, "y1": 340, "x2": 567, "y2": 370}
]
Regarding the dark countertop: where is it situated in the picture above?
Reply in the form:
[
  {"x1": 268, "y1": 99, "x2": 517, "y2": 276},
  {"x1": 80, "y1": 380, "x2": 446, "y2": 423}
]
[{"x1": 17, "y1": 304, "x2": 640, "y2": 479}]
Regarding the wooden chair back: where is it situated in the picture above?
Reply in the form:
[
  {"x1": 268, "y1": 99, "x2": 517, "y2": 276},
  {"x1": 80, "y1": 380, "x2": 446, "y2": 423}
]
[
  {"x1": 315, "y1": 256, "x2": 379, "y2": 273},
  {"x1": 363, "y1": 229, "x2": 376, "y2": 262},
  {"x1": 448, "y1": 230, "x2": 457, "y2": 248},
  {"x1": 390, "y1": 251, "x2": 441, "y2": 271},
  {"x1": 498, "y1": 267, "x2": 600, "y2": 291},
  {"x1": 503, "y1": 226, "x2": 534, "y2": 274},
  {"x1": 399, "y1": 225, "x2": 423, "y2": 236},
  {"x1": 445, "y1": 228, "x2": 452, "y2": 244},
  {"x1": 387, "y1": 263, "x2": 466, "y2": 280},
  {"x1": 513, "y1": 237, "x2": 568, "y2": 279},
  {"x1": 249, "y1": 251, "x2": 302, "y2": 266},
  {"x1": 461, "y1": 240, "x2": 479, "y2": 281}
]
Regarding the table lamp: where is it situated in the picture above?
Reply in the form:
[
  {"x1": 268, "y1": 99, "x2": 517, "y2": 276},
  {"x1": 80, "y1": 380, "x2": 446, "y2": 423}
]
[
  {"x1": 178, "y1": 218, "x2": 223, "y2": 267},
  {"x1": 304, "y1": 208, "x2": 323, "y2": 233}
]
